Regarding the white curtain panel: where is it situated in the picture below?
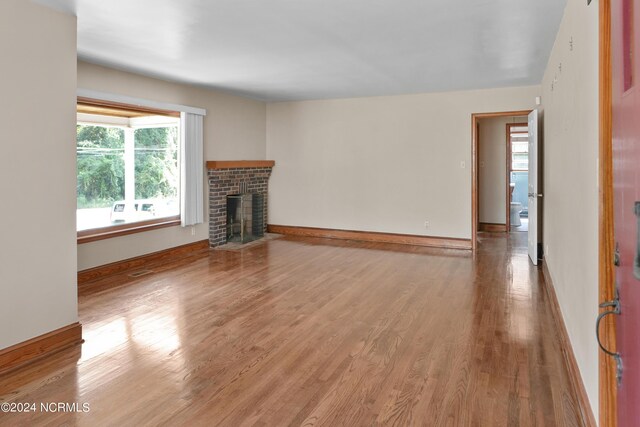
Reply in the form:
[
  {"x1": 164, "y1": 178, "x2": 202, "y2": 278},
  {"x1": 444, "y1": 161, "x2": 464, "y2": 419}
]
[{"x1": 180, "y1": 112, "x2": 204, "y2": 226}]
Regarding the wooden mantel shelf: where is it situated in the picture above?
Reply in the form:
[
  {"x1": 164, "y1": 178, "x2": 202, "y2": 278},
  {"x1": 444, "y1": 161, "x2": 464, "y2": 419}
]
[{"x1": 206, "y1": 160, "x2": 275, "y2": 169}]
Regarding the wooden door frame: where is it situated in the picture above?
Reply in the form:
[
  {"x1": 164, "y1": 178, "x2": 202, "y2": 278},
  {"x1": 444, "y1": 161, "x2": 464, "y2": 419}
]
[
  {"x1": 599, "y1": 0, "x2": 616, "y2": 425},
  {"x1": 471, "y1": 110, "x2": 532, "y2": 250},
  {"x1": 505, "y1": 122, "x2": 529, "y2": 231}
]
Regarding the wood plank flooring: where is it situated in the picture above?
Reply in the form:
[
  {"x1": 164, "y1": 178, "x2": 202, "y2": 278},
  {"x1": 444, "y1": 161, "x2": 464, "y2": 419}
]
[{"x1": 0, "y1": 233, "x2": 583, "y2": 426}]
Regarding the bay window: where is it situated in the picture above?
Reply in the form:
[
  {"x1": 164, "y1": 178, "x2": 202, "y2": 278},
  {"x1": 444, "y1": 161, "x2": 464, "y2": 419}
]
[{"x1": 76, "y1": 99, "x2": 181, "y2": 241}]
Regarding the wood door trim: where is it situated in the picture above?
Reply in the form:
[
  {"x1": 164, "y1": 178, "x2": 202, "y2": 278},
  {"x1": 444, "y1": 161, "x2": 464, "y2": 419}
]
[
  {"x1": 599, "y1": 0, "x2": 617, "y2": 425},
  {"x1": 78, "y1": 239, "x2": 210, "y2": 286},
  {"x1": 542, "y1": 260, "x2": 597, "y2": 427},
  {"x1": 0, "y1": 323, "x2": 83, "y2": 375},
  {"x1": 506, "y1": 123, "x2": 511, "y2": 230},
  {"x1": 472, "y1": 122, "x2": 481, "y2": 229},
  {"x1": 472, "y1": 111, "x2": 532, "y2": 249},
  {"x1": 267, "y1": 224, "x2": 472, "y2": 250}
]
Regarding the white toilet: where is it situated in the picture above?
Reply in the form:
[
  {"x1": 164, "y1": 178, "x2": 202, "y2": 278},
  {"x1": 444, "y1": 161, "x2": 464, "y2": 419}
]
[
  {"x1": 509, "y1": 183, "x2": 522, "y2": 226},
  {"x1": 510, "y1": 202, "x2": 522, "y2": 226}
]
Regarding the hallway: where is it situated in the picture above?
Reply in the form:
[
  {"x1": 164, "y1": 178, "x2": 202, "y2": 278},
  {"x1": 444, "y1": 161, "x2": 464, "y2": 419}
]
[{"x1": 0, "y1": 233, "x2": 583, "y2": 426}]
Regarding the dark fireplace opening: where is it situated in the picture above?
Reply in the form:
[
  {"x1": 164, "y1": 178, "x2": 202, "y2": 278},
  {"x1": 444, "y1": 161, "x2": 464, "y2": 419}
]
[{"x1": 226, "y1": 193, "x2": 265, "y2": 244}]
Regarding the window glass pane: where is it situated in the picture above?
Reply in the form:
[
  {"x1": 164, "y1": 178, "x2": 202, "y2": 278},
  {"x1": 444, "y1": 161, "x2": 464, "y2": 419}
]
[
  {"x1": 511, "y1": 141, "x2": 528, "y2": 153},
  {"x1": 510, "y1": 127, "x2": 529, "y2": 171},
  {"x1": 76, "y1": 114, "x2": 180, "y2": 232},
  {"x1": 76, "y1": 125, "x2": 125, "y2": 231},
  {"x1": 133, "y1": 126, "x2": 180, "y2": 220},
  {"x1": 512, "y1": 153, "x2": 529, "y2": 170}
]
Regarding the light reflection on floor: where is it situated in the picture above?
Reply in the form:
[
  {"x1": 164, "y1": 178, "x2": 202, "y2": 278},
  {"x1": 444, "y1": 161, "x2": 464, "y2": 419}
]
[
  {"x1": 77, "y1": 289, "x2": 185, "y2": 401},
  {"x1": 512, "y1": 217, "x2": 529, "y2": 232},
  {"x1": 0, "y1": 233, "x2": 582, "y2": 426},
  {"x1": 507, "y1": 254, "x2": 534, "y2": 343}
]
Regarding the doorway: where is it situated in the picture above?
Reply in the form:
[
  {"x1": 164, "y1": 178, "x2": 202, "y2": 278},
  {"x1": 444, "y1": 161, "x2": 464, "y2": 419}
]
[
  {"x1": 507, "y1": 122, "x2": 530, "y2": 232},
  {"x1": 472, "y1": 111, "x2": 532, "y2": 250}
]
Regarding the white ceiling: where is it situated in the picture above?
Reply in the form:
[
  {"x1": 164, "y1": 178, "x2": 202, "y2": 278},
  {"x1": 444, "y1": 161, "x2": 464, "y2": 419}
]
[{"x1": 35, "y1": 0, "x2": 567, "y2": 101}]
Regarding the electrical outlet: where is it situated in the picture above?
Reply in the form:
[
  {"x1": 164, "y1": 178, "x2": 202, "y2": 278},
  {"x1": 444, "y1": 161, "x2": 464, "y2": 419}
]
[
  {"x1": 460, "y1": 161, "x2": 466, "y2": 169},
  {"x1": 480, "y1": 161, "x2": 485, "y2": 168},
  {"x1": 545, "y1": 244, "x2": 549, "y2": 257},
  {"x1": 191, "y1": 226, "x2": 196, "y2": 236},
  {"x1": 424, "y1": 220, "x2": 430, "y2": 229}
]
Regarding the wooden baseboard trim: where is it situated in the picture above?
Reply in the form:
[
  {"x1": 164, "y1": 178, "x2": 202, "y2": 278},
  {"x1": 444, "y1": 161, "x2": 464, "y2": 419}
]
[
  {"x1": 479, "y1": 222, "x2": 508, "y2": 232},
  {"x1": 0, "y1": 322, "x2": 83, "y2": 375},
  {"x1": 267, "y1": 224, "x2": 472, "y2": 250},
  {"x1": 78, "y1": 239, "x2": 210, "y2": 286},
  {"x1": 541, "y1": 259, "x2": 597, "y2": 427}
]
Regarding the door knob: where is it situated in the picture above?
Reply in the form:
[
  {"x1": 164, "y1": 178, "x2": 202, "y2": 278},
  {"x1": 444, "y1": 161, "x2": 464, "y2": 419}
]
[{"x1": 527, "y1": 193, "x2": 543, "y2": 198}]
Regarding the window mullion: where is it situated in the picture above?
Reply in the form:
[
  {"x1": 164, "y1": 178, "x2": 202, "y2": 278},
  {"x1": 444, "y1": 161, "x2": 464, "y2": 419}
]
[{"x1": 124, "y1": 127, "x2": 136, "y2": 217}]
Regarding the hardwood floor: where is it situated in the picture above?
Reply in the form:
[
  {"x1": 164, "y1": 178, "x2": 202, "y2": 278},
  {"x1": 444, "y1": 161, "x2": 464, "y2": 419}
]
[{"x1": 0, "y1": 233, "x2": 583, "y2": 426}]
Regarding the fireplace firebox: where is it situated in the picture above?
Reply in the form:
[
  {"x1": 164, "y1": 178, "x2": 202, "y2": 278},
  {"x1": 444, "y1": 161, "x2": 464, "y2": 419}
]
[{"x1": 226, "y1": 193, "x2": 265, "y2": 244}]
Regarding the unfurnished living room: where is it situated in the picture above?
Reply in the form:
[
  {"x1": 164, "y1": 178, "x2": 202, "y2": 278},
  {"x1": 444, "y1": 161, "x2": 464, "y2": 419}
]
[{"x1": 0, "y1": 0, "x2": 634, "y2": 425}]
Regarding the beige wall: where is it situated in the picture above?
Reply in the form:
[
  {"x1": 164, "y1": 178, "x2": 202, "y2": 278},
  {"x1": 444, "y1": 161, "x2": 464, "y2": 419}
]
[
  {"x1": 541, "y1": 0, "x2": 599, "y2": 418},
  {"x1": 266, "y1": 87, "x2": 538, "y2": 239},
  {"x1": 77, "y1": 62, "x2": 267, "y2": 270},
  {"x1": 478, "y1": 116, "x2": 527, "y2": 224},
  {"x1": 0, "y1": 2, "x2": 78, "y2": 348}
]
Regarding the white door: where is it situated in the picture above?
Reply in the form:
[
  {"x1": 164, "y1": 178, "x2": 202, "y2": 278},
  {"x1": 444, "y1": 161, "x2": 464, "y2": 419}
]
[{"x1": 527, "y1": 109, "x2": 540, "y2": 265}]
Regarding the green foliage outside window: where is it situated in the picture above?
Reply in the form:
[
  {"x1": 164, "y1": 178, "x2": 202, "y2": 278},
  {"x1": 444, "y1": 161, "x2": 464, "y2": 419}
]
[
  {"x1": 134, "y1": 127, "x2": 179, "y2": 200},
  {"x1": 77, "y1": 125, "x2": 125, "y2": 209},
  {"x1": 77, "y1": 124, "x2": 178, "y2": 209}
]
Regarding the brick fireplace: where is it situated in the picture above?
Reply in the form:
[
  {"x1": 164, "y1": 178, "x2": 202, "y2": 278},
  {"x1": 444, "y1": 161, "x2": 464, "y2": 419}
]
[{"x1": 207, "y1": 160, "x2": 275, "y2": 247}]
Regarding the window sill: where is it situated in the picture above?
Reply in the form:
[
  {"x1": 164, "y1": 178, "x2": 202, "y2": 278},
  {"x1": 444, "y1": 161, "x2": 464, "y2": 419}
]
[{"x1": 77, "y1": 216, "x2": 181, "y2": 244}]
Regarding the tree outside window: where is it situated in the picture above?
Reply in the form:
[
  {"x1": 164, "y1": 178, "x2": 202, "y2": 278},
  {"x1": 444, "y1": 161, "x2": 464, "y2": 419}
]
[{"x1": 76, "y1": 114, "x2": 180, "y2": 231}]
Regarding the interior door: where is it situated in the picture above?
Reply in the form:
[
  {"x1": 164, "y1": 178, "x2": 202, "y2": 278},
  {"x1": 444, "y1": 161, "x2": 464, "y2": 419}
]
[
  {"x1": 527, "y1": 109, "x2": 540, "y2": 265},
  {"x1": 608, "y1": 0, "x2": 640, "y2": 423}
]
